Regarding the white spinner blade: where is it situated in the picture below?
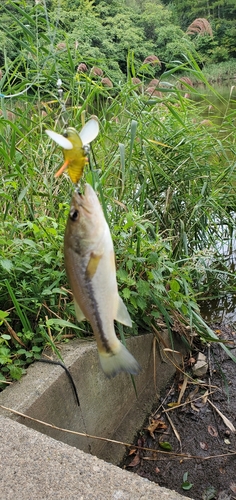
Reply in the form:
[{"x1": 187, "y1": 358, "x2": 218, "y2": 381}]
[
  {"x1": 79, "y1": 117, "x2": 99, "y2": 146},
  {"x1": 45, "y1": 129, "x2": 73, "y2": 150}
]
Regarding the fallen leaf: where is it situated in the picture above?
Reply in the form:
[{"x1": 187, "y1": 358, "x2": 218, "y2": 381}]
[
  {"x1": 128, "y1": 448, "x2": 137, "y2": 456},
  {"x1": 202, "y1": 390, "x2": 209, "y2": 405},
  {"x1": 182, "y1": 482, "x2": 193, "y2": 491},
  {"x1": 137, "y1": 437, "x2": 144, "y2": 448},
  {"x1": 200, "y1": 441, "x2": 208, "y2": 450},
  {"x1": 128, "y1": 453, "x2": 140, "y2": 467},
  {"x1": 208, "y1": 400, "x2": 236, "y2": 433},
  {"x1": 159, "y1": 441, "x2": 172, "y2": 451},
  {"x1": 146, "y1": 419, "x2": 167, "y2": 438},
  {"x1": 178, "y1": 374, "x2": 188, "y2": 404},
  {"x1": 208, "y1": 425, "x2": 218, "y2": 437},
  {"x1": 202, "y1": 485, "x2": 217, "y2": 500},
  {"x1": 187, "y1": 357, "x2": 196, "y2": 366},
  {"x1": 230, "y1": 482, "x2": 236, "y2": 494},
  {"x1": 155, "y1": 467, "x2": 160, "y2": 473},
  {"x1": 186, "y1": 387, "x2": 199, "y2": 402},
  {"x1": 219, "y1": 467, "x2": 225, "y2": 474},
  {"x1": 191, "y1": 402, "x2": 200, "y2": 412},
  {"x1": 182, "y1": 472, "x2": 193, "y2": 491},
  {"x1": 192, "y1": 399, "x2": 205, "y2": 410},
  {"x1": 217, "y1": 491, "x2": 231, "y2": 500}
]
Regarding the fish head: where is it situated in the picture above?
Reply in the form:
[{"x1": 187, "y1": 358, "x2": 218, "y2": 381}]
[{"x1": 66, "y1": 183, "x2": 105, "y2": 247}]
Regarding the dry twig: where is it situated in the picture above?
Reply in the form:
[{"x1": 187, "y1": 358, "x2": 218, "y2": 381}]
[{"x1": 1, "y1": 404, "x2": 236, "y2": 462}]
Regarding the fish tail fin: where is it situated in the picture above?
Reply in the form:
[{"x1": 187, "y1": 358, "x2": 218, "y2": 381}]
[{"x1": 98, "y1": 341, "x2": 141, "y2": 378}]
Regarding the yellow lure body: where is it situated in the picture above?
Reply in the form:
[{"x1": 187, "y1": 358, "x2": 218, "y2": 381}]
[
  {"x1": 57, "y1": 128, "x2": 87, "y2": 184},
  {"x1": 46, "y1": 117, "x2": 99, "y2": 184}
]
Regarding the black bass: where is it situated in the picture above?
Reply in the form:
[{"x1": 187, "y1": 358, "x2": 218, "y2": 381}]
[{"x1": 64, "y1": 183, "x2": 140, "y2": 378}]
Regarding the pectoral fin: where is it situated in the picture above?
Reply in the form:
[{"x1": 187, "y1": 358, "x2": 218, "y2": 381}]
[
  {"x1": 74, "y1": 299, "x2": 86, "y2": 322},
  {"x1": 86, "y1": 251, "x2": 102, "y2": 279},
  {"x1": 115, "y1": 296, "x2": 132, "y2": 327}
]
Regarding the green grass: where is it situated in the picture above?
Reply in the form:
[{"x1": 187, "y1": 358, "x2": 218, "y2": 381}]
[{"x1": 0, "y1": 7, "x2": 236, "y2": 386}]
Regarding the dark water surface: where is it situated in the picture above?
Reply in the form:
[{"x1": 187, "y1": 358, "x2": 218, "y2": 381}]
[
  {"x1": 192, "y1": 83, "x2": 236, "y2": 326},
  {"x1": 192, "y1": 81, "x2": 236, "y2": 119}
]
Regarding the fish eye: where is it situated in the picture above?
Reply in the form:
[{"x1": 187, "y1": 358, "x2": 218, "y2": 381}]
[{"x1": 70, "y1": 208, "x2": 79, "y2": 221}]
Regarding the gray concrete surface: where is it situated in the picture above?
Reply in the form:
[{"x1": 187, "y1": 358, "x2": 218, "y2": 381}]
[
  {"x1": 0, "y1": 332, "x2": 192, "y2": 499},
  {"x1": 0, "y1": 416, "x2": 193, "y2": 500},
  {"x1": 0, "y1": 333, "x2": 184, "y2": 464}
]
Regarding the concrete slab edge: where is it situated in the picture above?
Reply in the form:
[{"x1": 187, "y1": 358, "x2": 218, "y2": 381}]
[{"x1": 0, "y1": 416, "x2": 193, "y2": 500}]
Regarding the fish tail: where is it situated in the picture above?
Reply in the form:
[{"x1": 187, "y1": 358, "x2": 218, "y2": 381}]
[{"x1": 98, "y1": 341, "x2": 141, "y2": 378}]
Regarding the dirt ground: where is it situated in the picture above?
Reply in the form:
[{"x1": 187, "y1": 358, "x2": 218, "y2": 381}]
[{"x1": 120, "y1": 324, "x2": 236, "y2": 500}]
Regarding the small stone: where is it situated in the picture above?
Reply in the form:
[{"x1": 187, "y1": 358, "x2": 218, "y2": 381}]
[{"x1": 192, "y1": 352, "x2": 208, "y2": 376}]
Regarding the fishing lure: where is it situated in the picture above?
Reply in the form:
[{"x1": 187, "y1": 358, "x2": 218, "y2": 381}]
[{"x1": 46, "y1": 117, "x2": 99, "y2": 183}]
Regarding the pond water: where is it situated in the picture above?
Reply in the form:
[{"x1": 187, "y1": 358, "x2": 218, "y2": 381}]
[
  {"x1": 192, "y1": 82, "x2": 236, "y2": 327},
  {"x1": 200, "y1": 238, "x2": 236, "y2": 327},
  {"x1": 191, "y1": 81, "x2": 236, "y2": 113},
  {"x1": 190, "y1": 82, "x2": 236, "y2": 141}
]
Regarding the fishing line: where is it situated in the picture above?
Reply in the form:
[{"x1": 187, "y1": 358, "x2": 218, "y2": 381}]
[
  {"x1": 0, "y1": 86, "x2": 33, "y2": 99},
  {"x1": 56, "y1": 78, "x2": 69, "y2": 128},
  {"x1": 37, "y1": 358, "x2": 80, "y2": 407},
  {"x1": 37, "y1": 358, "x2": 90, "y2": 448},
  {"x1": 40, "y1": 0, "x2": 70, "y2": 128},
  {"x1": 41, "y1": 0, "x2": 69, "y2": 126}
]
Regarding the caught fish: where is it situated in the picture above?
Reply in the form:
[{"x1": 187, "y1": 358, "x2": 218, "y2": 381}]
[
  {"x1": 64, "y1": 183, "x2": 141, "y2": 378},
  {"x1": 46, "y1": 117, "x2": 99, "y2": 184}
]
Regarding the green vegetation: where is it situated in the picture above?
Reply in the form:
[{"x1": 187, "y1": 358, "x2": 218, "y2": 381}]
[
  {"x1": 0, "y1": 1, "x2": 236, "y2": 386},
  {"x1": 1, "y1": 0, "x2": 236, "y2": 86}
]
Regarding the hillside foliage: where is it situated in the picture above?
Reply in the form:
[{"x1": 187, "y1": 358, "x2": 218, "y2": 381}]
[{"x1": 0, "y1": 0, "x2": 236, "y2": 87}]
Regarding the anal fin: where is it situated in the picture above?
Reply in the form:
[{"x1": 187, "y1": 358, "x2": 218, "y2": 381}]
[{"x1": 114, "y1": 296, "x2": 132, "y2": 327}]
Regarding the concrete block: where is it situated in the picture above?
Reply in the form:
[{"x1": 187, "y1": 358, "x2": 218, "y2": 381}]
[
  {"x1": 0, "y1": 333, "x2": 183, "y2": 464},
  {"x1": 0, "y1": 416, "x2": 193, "y2": 500}
]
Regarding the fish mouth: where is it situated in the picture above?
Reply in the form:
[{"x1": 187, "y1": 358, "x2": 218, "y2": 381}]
[{"x1": 73, "y1": 186, "x2": 93, "y2": 214}]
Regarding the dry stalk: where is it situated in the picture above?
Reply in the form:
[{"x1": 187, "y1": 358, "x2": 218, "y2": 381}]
[
  {"x1": 1, "y1": 404, "x2": 236, "y2": 462},
  {"x1": 3, "y1": 318, "x2": 26, "y2": 348}
]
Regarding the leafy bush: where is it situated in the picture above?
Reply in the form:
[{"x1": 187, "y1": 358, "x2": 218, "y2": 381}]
[{"x1": 210, "y1": 46, "x2": 230, "y2": 63}]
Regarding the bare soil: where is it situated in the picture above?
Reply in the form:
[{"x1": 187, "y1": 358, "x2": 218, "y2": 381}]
[{"x1": 120, "y1": 324, "x2": 236, "y2": 500}]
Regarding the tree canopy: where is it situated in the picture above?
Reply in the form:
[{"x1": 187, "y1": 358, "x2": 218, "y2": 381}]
[{"x1": 0, "y1": 0, "x2": 235, "y2": 84}]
